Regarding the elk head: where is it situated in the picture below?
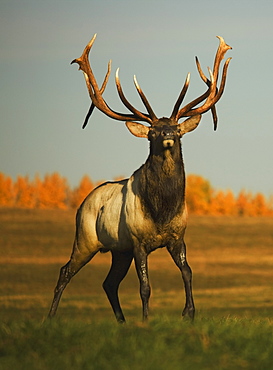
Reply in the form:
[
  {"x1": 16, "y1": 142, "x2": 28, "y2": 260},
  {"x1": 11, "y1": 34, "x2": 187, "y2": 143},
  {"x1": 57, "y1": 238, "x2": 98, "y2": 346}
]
[{"x1": 71, "y1": 34, "x2": 232, "y2": 140}]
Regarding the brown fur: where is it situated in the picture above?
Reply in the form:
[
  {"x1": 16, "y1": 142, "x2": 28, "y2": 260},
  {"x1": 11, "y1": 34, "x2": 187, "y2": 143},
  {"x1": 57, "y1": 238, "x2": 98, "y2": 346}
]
[{"x1": 48, "y1": 34, "x2": 231, "y2": 322}]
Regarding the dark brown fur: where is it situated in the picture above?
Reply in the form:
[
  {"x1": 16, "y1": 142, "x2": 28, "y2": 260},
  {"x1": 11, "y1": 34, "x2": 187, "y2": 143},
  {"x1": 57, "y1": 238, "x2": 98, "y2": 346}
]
[{"x1": 138, "y1": 136, "x2": 185, "y2": 226}]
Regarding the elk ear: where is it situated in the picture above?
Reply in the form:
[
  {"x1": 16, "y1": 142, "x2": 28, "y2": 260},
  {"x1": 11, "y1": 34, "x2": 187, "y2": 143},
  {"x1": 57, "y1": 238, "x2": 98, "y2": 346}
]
[
  {"x1": 125, "y1": 121, "x2": 150, "y2": 138},
  {"x1": 178, "y1": 115, "x2": 202, "y2": 135}
]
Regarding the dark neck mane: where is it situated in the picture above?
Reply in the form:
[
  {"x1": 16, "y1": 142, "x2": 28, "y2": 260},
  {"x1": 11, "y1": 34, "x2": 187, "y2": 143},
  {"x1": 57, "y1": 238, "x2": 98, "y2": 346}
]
[{"x1": 138, "y1": 144, "x2": 185, "y2": 226}]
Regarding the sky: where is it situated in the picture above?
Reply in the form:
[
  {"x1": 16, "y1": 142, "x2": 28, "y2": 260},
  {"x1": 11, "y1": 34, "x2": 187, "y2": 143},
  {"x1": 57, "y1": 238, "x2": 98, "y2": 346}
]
[{"x1": 1, "y1": 0, "x2": 273, "y2": 196}]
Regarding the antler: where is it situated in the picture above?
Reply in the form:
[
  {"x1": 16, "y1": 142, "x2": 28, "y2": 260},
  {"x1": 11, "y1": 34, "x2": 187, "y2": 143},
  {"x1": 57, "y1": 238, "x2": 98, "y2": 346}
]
[
  {"x1": 73, "y1": 34, "x2": 231, "y2": 130},
  {"x1": 71, "y1": 34, "x2": 156, "y2": 127},
  {"x1": 81, "y1": 59, "x2": 110, "y2": 129},
  {"x1": 170, "y1": 36, "x2": 232, "y2": 130}
]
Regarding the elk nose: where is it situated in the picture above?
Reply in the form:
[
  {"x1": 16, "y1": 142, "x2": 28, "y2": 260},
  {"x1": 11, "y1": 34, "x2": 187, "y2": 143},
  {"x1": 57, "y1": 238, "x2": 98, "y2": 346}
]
[{"x1": 162, "y1": 129, "x2": 175, "y2": 148}]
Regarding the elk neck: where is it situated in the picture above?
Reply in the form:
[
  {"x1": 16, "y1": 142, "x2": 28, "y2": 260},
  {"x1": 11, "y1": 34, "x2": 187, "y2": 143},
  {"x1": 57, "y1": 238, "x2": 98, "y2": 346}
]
[{"x1": 138, "y1": 135, "x2": 186, "y2": 226}]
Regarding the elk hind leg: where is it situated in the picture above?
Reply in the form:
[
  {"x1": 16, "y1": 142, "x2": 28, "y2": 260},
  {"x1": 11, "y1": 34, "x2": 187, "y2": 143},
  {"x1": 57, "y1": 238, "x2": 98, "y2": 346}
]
[
  {"x1": 103, "y1": 250, "x2": 133, "y2": 323},
  {"x1": 48, "y1": 248, "x2": 97, "y2": 318}
]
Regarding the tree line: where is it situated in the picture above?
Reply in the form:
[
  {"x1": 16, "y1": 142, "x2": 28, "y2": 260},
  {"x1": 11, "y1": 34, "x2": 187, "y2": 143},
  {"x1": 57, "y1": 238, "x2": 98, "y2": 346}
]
[{"x1": 0, "y1": 172, "x2": 272, "y2": 216}]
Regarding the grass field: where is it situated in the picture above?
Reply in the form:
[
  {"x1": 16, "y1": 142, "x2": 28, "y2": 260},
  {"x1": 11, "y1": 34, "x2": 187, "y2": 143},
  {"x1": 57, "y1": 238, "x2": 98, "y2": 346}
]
[{"x1": 1, "y1": 208, "x2": 273, "y2": 369}]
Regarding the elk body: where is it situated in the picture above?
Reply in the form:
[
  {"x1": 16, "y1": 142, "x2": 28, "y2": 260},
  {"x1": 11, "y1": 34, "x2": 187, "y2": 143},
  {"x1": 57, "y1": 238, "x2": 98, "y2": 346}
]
[{"x1": 48, "y1": 35, "x2": 231, "y2": 322}]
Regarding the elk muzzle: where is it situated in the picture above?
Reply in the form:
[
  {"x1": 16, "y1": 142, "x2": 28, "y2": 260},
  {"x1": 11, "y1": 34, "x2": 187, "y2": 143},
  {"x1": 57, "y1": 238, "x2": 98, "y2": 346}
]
[{"x1": 162, "y1": 129, "x2": 176, "y2": 148}]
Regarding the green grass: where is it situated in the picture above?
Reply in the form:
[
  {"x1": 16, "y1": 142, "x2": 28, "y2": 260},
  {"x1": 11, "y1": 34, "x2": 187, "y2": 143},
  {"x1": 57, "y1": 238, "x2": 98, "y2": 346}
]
[
  {"x1": 1, "y1": 208, "x2": 273, "y2": 369},
  {"x1": 1, "y1": 317, "x2": 273, "y2": 370}
]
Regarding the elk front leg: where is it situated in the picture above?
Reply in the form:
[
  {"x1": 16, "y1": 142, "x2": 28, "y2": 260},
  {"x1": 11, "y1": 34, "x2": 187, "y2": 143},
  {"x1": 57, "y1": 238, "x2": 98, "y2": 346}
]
[
  {"x1": 134, "y1": 249, "x2": 150, "y2": 321},
  {"x1": 167, "y1": 241, "x2": 195, "y2": 320}
]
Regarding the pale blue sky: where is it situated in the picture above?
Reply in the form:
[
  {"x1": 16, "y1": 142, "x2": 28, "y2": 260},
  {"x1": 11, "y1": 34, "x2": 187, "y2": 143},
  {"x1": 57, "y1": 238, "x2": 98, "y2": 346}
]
[{"x1": 1, "y1": 0, "x2": 273, "y2": 196}]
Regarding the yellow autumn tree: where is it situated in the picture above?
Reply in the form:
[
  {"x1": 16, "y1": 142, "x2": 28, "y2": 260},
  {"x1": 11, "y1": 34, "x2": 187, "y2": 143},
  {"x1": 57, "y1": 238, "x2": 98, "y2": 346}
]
[
  {"x1": 70, "y1": 175, "x2": 94, "y2": 208},
  {"x1": 186, "y1": 175, "x2": 212, "y2": 214},
  {"x1": 236, "y1": 190, "x2": 256, "y2": 216},
  {"x1": 1, "y1": 171, "x2": 273, "y2": 215},
  {"x1": 251, "y1": 193, "x2": 269, "y2": 216},
  {"x1": 268, "y1": 195, "x2": 273, "y2": 215},
  {"x1": 0, "y1": 173, "x2": 14, "y2": 207},
  {"x1": 14, "y1": 175, "x2": 36, "y2": 208},
  {"x1": 36, "y1": 173, "x2": 68, "y2": 209},
  {"x1": 210, "y1": 189, "x2": 237, "y2": 215}
]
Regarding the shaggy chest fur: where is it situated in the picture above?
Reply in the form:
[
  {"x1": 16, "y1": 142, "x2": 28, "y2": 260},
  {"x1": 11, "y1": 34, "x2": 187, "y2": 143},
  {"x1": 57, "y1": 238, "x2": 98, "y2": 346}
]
[{"x1": 138, "y1": 149, "x2": 185, "y2": 226}]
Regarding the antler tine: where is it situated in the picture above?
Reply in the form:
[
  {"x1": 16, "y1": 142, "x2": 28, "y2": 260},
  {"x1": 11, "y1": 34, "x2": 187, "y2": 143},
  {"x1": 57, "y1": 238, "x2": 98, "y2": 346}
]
[
  {"x1": 210, "y1": 56, "x2": 232, "y2": 130},
  {"x1": 174, "y1": 36, "x2": 232, "y2": 127},
  {"x1": 82, "y1": 60, "x2": 111, "y2": 129},
  {"x1": 195, "y1": 57, "x2": 218, "y2": 130},
  {"x1": 213, "y1": 36, "x2": 232, "y2": 82},
  {"x1": 71, "y1": 34, "x2": 154, "y2": 124},
  {"x1": 115, "y1": 69, "x2": 153, "y2": 123},
  {"x1": 170, "y1": 73, "x2": 190, "y2": 120},
  {"x1": 194, "y1": 37, "x2": 231, "y2": 87},
  {"x1": 171, "y1": 58, "x2": 213, "y2": 122},
  {"x1": 133, "y1": 76, "x2": 157, "y2": 122},
  {"x1": 177, "y1": 57, "x2": 231, "y2": 120},
  {"x1": 71, "y1": 34, "x2": 99, "y2": 96},
  {"x1": 195, "y1": 56, "x2": 209, "y2": 84}
]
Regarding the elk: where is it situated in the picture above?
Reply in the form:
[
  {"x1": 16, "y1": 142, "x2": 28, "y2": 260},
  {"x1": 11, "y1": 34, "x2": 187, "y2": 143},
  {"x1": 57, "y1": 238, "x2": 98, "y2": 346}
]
[{"x1": 48, "y1": 35, "x2": 231, "y2": 322}]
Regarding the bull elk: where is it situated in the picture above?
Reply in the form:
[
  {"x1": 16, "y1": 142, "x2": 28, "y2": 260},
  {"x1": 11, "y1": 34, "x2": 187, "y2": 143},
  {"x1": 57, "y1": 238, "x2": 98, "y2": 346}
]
[{"x1": 48, "y1": 35, "x2": 231, "y2": 322}]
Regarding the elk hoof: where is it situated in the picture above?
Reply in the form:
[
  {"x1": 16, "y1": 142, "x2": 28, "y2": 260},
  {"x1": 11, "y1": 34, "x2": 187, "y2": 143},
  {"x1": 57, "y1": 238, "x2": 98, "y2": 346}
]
[{"x1": 182, "y1": 307, "x2": 195, "y2": 321}]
